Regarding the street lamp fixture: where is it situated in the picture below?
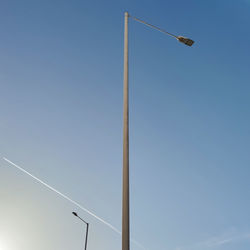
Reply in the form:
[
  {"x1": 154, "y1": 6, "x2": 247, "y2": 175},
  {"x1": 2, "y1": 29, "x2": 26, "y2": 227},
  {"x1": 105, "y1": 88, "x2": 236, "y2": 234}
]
[
  {"x1": 72, "y1": 212, "x2": 89, "y2": 250},
  {"x1": 122, "y1": 12, "x2": 195, "y2": 250},
  {"x1": 131, "y1": 15, "x2": 195, "y2": 46},
  {"x1": 177, "y1": 36, "x2": 194, "y2": 46}
]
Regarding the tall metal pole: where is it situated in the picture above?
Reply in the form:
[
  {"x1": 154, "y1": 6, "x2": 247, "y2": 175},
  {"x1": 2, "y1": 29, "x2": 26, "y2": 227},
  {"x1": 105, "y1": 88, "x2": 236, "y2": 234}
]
[
  {"x1": 121, "y1": 11, "x2": 194, "y2": 250},
  {"x1": 122, "y1": 11, "x2": 130, "y2": 250}
]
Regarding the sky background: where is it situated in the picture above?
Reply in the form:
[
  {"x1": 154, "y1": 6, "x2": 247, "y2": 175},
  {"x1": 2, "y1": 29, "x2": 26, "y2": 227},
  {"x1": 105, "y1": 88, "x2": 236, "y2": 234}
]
[{"x1": 1, "y1": 0, "x2": 250, "y2": 250}]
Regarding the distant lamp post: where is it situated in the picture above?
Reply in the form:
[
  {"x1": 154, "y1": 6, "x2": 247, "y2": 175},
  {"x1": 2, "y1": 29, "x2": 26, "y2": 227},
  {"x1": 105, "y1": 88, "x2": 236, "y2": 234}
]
[{"x1": 72, "y1": 212, "x2": 89, "y2": 250}]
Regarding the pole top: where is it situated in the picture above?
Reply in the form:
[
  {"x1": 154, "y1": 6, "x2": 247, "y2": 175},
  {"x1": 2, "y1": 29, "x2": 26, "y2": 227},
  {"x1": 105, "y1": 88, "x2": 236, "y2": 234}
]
[{"x1": 124, "y1": 11, "x2": 129, "y2": 17}]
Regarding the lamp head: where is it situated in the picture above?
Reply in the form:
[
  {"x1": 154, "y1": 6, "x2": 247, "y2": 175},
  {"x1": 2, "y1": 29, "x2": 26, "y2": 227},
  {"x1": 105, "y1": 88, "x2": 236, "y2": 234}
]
[
  {"x1": 72, "y1": 212, "x2": 78, "y2": 217},
  {"x1": 177, "y1": 36, "x2": 194, "y2": 46}
]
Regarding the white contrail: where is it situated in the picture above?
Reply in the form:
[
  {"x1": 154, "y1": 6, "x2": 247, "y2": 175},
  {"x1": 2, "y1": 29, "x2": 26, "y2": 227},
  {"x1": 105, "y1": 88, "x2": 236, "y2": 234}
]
[
  {"x1": 3, "y1": 157, "x2": 146, "y2": 250},
  {"x1": 3, "y1": 158, "x2": 120, "y2": 233}
]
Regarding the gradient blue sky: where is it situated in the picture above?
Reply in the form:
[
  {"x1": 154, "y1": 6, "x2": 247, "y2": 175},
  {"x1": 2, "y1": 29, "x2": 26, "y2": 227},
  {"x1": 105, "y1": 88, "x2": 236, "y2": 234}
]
[{"x1": 1, "y1": 0, "x2": 250, "y2": 249}]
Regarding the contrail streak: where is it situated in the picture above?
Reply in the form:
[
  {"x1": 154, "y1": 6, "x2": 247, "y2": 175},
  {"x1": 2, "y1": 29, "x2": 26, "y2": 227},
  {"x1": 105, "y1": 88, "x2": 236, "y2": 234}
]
[
  {"x1": 3, "y1": 158, "x2": 120, "y2": 233},
  {"x1": 3, "y1": 157, "x2": 146, "y2": 250}
]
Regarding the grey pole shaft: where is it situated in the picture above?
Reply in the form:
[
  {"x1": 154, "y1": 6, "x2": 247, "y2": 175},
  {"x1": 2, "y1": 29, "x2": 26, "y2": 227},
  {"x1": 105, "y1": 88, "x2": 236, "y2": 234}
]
[
  {"x1": 84, "y1": 223, "x2": 89, "y2": 250},
  {"x1": 122, "y1": 11, "x2": 130, "y2": 250}
]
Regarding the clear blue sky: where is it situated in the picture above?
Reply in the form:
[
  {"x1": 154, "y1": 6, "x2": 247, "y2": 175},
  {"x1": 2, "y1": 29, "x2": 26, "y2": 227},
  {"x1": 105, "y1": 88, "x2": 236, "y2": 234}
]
[{"x1": 1, "y1": 0, "x2": 250, "y2": 249}]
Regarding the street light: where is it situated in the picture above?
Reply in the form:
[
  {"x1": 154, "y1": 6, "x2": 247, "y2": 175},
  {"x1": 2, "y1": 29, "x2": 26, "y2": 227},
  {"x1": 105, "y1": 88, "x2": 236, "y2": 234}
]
[
  {"x1": 122, "y1": 12, "x2": 195, "y2": 250},
  {"x1": 131, "y1": 16, "x2": 195, "y2": 46},
  {"x1": 72, "y1": 212, "x2": 89, "y2": 250}
]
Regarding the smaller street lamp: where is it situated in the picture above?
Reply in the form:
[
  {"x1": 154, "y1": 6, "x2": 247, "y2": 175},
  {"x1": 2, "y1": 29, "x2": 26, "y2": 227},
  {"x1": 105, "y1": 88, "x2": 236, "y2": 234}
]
[{"x1": 72, "y1": 212, "x2": 89, "y2": 250}]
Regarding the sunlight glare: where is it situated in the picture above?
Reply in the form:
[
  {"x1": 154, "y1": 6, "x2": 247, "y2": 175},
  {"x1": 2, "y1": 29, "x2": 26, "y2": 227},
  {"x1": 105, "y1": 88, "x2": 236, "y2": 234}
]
[{"x1": 0, "y1": 238, "x2": 8, "y2": 250}]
